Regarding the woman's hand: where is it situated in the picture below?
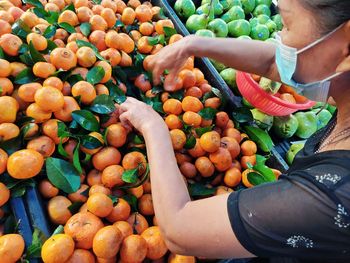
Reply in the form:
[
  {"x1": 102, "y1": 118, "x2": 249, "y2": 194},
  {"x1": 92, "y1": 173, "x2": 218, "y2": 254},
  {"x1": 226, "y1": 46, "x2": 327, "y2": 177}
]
[
  {"x1": 148, "y1": 35, "x2": 195, "y2": 86},
  {"x1": 119, "y1": 97, "x2": 166, "y2": 134}
]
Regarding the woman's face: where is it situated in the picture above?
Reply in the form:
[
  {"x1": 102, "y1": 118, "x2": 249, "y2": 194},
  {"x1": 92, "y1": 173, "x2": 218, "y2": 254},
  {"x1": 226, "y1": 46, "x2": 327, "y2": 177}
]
[{"x1": 278, "y1": 0, "x2": 348, "y2": 84}]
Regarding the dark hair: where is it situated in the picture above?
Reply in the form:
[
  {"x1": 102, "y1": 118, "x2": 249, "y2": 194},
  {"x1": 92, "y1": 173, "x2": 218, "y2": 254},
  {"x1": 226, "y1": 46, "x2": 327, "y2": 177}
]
[{"x1": 301, "y1": 0, "x2": 350, "y2": 33}]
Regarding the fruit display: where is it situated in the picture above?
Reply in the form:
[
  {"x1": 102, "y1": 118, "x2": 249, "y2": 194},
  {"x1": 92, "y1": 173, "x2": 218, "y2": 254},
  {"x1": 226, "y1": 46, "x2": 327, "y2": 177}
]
[{"x1": 0, "y1": 0, "x2": 284, "y2": 262}]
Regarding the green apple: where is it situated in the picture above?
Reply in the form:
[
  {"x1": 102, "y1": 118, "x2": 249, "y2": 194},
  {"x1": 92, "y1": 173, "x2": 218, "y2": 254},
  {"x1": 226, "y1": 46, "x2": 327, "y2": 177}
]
[
  {"x1": 195, "y1": 29, "x2": 216, "y2": 37},
  {"x1": 250, "y1": 24, "x2": 269, "y2": 40},
  {"x1": 208, "y1": 18, "x2": 228, "y2": 37},
  {"x1": 196, "y1": 3, "x2": 210, "y2": 15},
  {"x1": 286, "y1": 143, "x2": 304, "y2": 165},
  {"x1": 273, "y1": 115, "x2": 299, "y2": 138},
  {"x1": 220, "y1": 68, "x2": 237, "y2": 88},
  {"x1": 228, "y1": 19, "x2": 251, "y2": 37},
  {"x1": 220, "y1": 0, "x2": 242, "y2": 11},
  {"x1": 221, "y1": 5, "x2": 245, "y2": 23},
  {"x1": 174, "y1": 0, "x2": 196, "y2": 20},
  {"x1": 256, "y1": 14, "x2": 270, "y2": 24},
  {"x1": 255, "y1": 0, "x2": 271, "y2": 6},
  {"x1": 312, "y1": 109, "x2": 332, "y2": 130},
  {"x1": 265, "y1": 20, "x2": 277, "y2": 33},
  {"x1": 237, "y1": 35, "x2": 252, "y2": 40},
  {"x1": 265, "y1": 37, "x2": 277, "y2": 44},
  {"x1": 272, "y1": 14, "x2": 283, "y2": 31},
  {"x1": 251, "y1": 109, "x2": 274, "y2": 130},
  {"x1": 253, "y1": 4, "x2": 271, "y2": 17},
  {"x1": 186, "y1": 14, "x2": 208, "y2": 33},
  {"x1": 249, "y1": 17, "x2": 259, "y2": 28},
  {"x1": 210, "y1": 59, "x2": 227, "y2": 72},
  {"x1": 241, "y1": 0, "x2": 256, "y2": 14},
  {"x1": 295, "y1": 111, "x2": 318, "y2": 139}
]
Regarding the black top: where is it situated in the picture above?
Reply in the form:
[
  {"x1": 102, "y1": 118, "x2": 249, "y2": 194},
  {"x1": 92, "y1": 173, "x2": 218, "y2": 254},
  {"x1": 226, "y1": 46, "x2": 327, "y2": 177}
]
[{"x1": 227, "y1": 116, "x2": 350, "y2": 263}]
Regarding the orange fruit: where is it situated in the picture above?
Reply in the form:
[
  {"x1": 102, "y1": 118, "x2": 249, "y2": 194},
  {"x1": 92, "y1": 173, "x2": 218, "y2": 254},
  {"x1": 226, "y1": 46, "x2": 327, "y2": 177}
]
[
  {"x1": 163, "y1": 98, "x2": 182, "y2": 115},
  {"x1": 216, "y1": 185, "x2": 234, "y2": 195},
  {"x1": 0, "y1": 20, "x2": 11, "y2": 37},
  {"x1": 80, "y1": 132, "x2": 104, "y2": 155},
  {"x1": 53, "y1": 96, "x2": 80, "y2": 122},
  {"x1": 90, "y1": 14, "x2": 108, "y2": 31},
  {"x1": 205, "y1": 97, "x2": 221, "y2": 109},
  {"x1": 92, "y1": 4, "x2": 104, "y2": 15},
  {"x1": 66, "y1": 249, "x2": 95, "y2": 263},
  {"x1": 0, "y1": 148, "x2": 8, "y2": 174},
  {"x1": 163, "y1": 75, "x2": 183, "y2": 92},
  {"x1": 141, "y1": 226, "x2": 168, "y2": 260},
  {"x1": 0, "y1": 10, "x2": 13, "y2": 24},
  {"x1": 7, "y1": 149, "x2": 44, "y2": 179},
  {"x1": 178, "y1": 69, "x2": 196, "y2": 89},
  {"x1": 87, "y1": 169, "x2": 102, "y2": 186},
  {"x1": 42, "y1": 119, "x2": 66, "y2": 144},
  {"x1": 188, "y1": 138, "x2": 206, "y2": 158},
  {"x1": 0, "y1": 182, "x2": 9, "y2": 207},
  {"x1": 92, "y1": 147, "x2": 122, "y2": 171},
  {"x1": 45, "y1": 3, "x2": 60, "y2": 12},
  {"x1": 182, "y1": 56, "x2": 194, "y2": 70},
  {"x1": 155, "y1": 19, "x2": 174, "y2": 35},
  {"x1": 67, "y1": 32, "x2": 88, "y2": 43},
  {"x1": 165, "y1": 114, "x2": 183, "y2": 130},
  {"x1": 113, "y1": 221, "x2": 133, "y2": 239},
  {"x1": 209, "y1": 147, "x2": 233, "y2": 172},
  {"x1": 67, "y1": 184, "x2": 89, "y2": 203},
  {"x1": 168, "y1": 254, "x2": 196, "y2": 263},
  {"x1": 96, "y1": 84, "x2": 109, "y2": 95},
  {"x1": 137, "y1": 36, "x2": 153, "y2": 54},
  {"x1": 10, "y1": 62, "x2": 27, "y2": 77},
  {"x1": 87, "y1": 193, "x2": 113, "y2": 217},
  {"x1": 106, "y1": 123, "x2": 127, "y2": 148},
  {"x1": 21, "y1": 122, "x2": 39, "y2": 139},
  {"x1": 169, "y1": 129, "x2": 186, "y2": 150},
  {"x1": 195, "y1": 156, "x2": 215, "y2": 177},
  {"x1": 118, "y1": 33, "x2": 135, "y2": 54},
  {"x1": 139, "y1": 22, "x2": 154, "y2": 35},
  {"x1": 54, "y1": 28, "x2": 69, "y2": 41},
  {"x1": 95, "y1": 60, "x2": 112, "y2": 83},
  {"x1": 215, "y1": 111, "x2": 229, "y2": 129},
  {"x1": 119, "y1": 50, "x2": 133, "y2": 67},
  {"x1": 272, "y1": 168, "x2": 282, "y2": 179},
  {"x1": 93, "y1": 225, "x2": 123, "y2": 259},
  {"x1": 128, "y1": 0, "x2": 141, "y2": 8},
  {"x1": 58, "y1": 10, "x2": 79, "y2": 26},
  {"x1": 221, "y1": 137, "x2": 240, "y2": 160},
  {"x1": 77, "y1": 6, "x2": 93, "y2": 23},
  {"x1": 18, "y1": 82, "x2": 42, "y2": 102},
  {"x1": 89, "y1": 184, "x2": 111, "y2": 196},
  {"x1": 76, "y1": 46, "x2": 97, "y2": 68},
  {"x1": 138, "y1": 194, "x2": 154, "y2": 216},
  {"x1": 240, "y1": 155, "x2": 257, "y2": 170},
  {"x1": 0, "y1": 33, "x2": 22, "y2": 56},
  {"x1": 168, "y1": 34, "x2": 183, "y2": 45},
  {"x1": 182, "y1": 96, "x2": 203, "y2": 113},
  {"x1": 27, "y1": 32, "x2": 47, "y2": 51},
  {"x1": 280, "y1": 93, "x2": 297, "y2": 103},
  {"x1": 41, "y1": 234, "x2": 75, "y2": 263},
  {"x1": 127, "y1": 185, "x2": 144, "y2": 199},
  {"x1": 223, "y1": 128, "x2": 241, "y2": 143},
  {"x1": 48, "y1": 195, "x2": 73, "y2": 225},
  {"x1": 116, "y1": 0, "x2": 127, "y2": 13},
  {"x1": 71, "y1": 67, "x2": 88, "y2": 79},
  {"x1": 49, "y1": 0, "x2": 65, "y2": 10},
  {"x1": 121, "y1": 7, "x2": 135, "y2": 25},
  {"x1": 134, "y1": 73, "x2": 151, "y2": 92},
  {"x1": 135, "y1": 4, "x2": 152, "y2": 22},
  {"x1": 101, "y1": 7, "x2": 117, "y2": 28},
  {"x1": 101, "y1": 164, "x2": 124, "y2": 188},
  {"x1": 105, "y1": 30, "x2": 120, "y2": 49},
  {"x1": 0, "y1": 59, "x2": 10, "y2": 77},
  {"x1": 182, "y1": 111, "x2": 202, "y2": 127},
  {"x1": 39, "y1": 179, "x2": 59, "y2": 199},
  {"x1": 122, "y1": 151, "x2": 147, "y2": 175},
  {"x1": 0, "y1": 96, "x2": 18, "y2": 124},
  {"x1": 199, "y1": 131, "x2": 221, "y2": 153},
  {"x1": 200, "y1": 118, "x2": 213, "y2": 128},
  {"x1": 71, "y1": 81, "x2": 97, "y2": 105},
  {"x1": 100, "y1": 48, "x2": 121, "y2": 66},
  {"x1": 106, "y1": 198, "x2": 131, "y2": 223},
  {"x1": 120, "y1": 234, "x2": 148, "y2": 263},
  {"x1": 241, "y1": 140, "x2": 257, "y2": 156},
  {"x1": 224, "y1": 167, "x2": 242, "y2": 187},
  {"x1": 0, "y1": 234, "x2": 25, "y2": 263},
  {"x1": 53, "y1": 38, "x2": 65, "y2": 47},
  {"x1": 35, "y1": 86, "x2": 64, "y2": 112},
  {"x1": 127, "y1": 212, "x2": 149, "y2": 234},
  {"x1": 101, "y1": 0, "x2": 117, "y2": 12},
  {"x1": 185, "y1": 86, "x2": 202, "y2": 98},
  {"x1": 27, "y1": 135, "x2": 55, "y2": 157},
  {"x1": 43, "y1": 77, "x2": 63, "y2": 91},
  {"x1": 50, "y1": 47, "x2": 77, "y2": 70},
  {"x1": 241, "y1": 169, "x2": 255, "y2": 188},
  {"x1": 0, "y1": 123, "x2": 19, "y2": 141}
]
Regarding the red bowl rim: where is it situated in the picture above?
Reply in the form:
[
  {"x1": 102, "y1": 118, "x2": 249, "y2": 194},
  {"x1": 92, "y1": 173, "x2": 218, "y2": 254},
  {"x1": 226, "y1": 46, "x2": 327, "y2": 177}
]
[{"x1": 237, "y1": 71, "x2": 316, "y2": 110}]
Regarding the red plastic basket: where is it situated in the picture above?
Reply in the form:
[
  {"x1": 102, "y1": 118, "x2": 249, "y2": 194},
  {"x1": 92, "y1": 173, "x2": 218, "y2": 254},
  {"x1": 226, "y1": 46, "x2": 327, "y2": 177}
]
[{"x1": 236, "y1": 71, "x2": 316, "y2": 116}]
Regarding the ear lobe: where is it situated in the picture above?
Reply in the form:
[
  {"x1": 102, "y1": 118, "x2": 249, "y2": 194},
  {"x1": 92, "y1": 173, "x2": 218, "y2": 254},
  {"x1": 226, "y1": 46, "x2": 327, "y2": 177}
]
[{"x1": 336, "y1": 55, "x2": 350, "y2": 72}]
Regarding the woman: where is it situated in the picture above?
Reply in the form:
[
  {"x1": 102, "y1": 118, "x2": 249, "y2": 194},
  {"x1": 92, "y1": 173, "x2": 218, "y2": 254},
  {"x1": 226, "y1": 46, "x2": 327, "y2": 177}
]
[{"x1": 119, "y1": 0, "x2": 350, "y2": 261}]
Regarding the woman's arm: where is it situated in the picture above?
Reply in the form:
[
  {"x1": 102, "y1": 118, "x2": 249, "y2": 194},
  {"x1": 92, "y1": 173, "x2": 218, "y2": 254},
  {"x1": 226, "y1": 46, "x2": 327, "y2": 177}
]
[
  {"x1": 119, "y1": 98, "x2": 255, "y2": 259},
  {"x1": 149, "y1": 35, "x2": 280, "y2": 85}
]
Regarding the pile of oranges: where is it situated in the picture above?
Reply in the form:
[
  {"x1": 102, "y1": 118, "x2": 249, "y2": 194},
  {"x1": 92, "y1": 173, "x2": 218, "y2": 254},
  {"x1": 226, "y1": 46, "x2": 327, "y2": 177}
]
[{"x1": 0, "y1": 0, "x2": 281, "y2": 262}]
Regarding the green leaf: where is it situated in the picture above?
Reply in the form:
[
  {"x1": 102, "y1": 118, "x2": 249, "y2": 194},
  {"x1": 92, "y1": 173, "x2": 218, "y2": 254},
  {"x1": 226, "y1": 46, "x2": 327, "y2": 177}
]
[
  {"x1": 14, "y1": 68, "x2": 38, "y2": 84},
  {"x1": 184, "y1": 135, "x2": 196, "y2": 149},
  {"x1": 0, "y1": 137, "x2": 22, "y2": 155},
  {"x1": 19, "y1": 53, "x2": 34, "y2": 66},
  {"x1": 108, "y1": 195, "x2": 118, "y2": 205},
  {"x1": 73, "y1": 142, "x2": 83, "y2": 174},
  {"x1": 57, "y1": 121, "x2": 69, "y2": 138},
  {"x1": 33, "y1": 7, "x2": 48, "y2": 18},
  {"x1": 92, "y1": 0, "x2": 102, "y2": 4},
  {"x1": 163, "y1": 26, "x2": 177, "y2": 37},
  {"x1": 29, "y1": 41, "x2": 46, "y2": 63},
  {"x1": 86, "y1": 66, "x2": 105, "y2": 85},
  {"x1": 67, "y1": 74, "x2": 84, "y2": 86},
  {"x1": 195, "y1": 125, "x2": 214, "y2": 137},
  {"x1": 247, "y1": 172, "x2": 267, "y2": 186},
  {"x1": 243, "y1": 126, "x2": 274, "y2": 153},
  {"x1": 232, "y1": 107, "x2": 253, "y2": 123},
  {"x1": 147, "y1": 36, "x2": 160, "y2": 46},
  {"x1": 170, "y1": 90, "x2": 184, "y2": 100},
  {"x1": 11, "y1": 185, "x2": 26, "y2": 198},
  {"x1": 0, "y1": 47, "x2": 4, "y2": 59},
  {"x1": 18, "y1": 44, "x2": 29, "y2": 54},
  {"x1": 198, "y1": 108, "x2": 218, "y2": 120},
  {"x1": 45, "y1": 11, "x2": 59, "y2": 24},
  {"x1": 17, "y1": 116, "x2": 35, "y2": 127},
  {"x1": 133, "y1": 134, "x2": 144, "y2": 144},
  {"x1": 58, "y1": 138, "x2": 69, "y2": 158},
  {"x1": 252, "y1": 163, "x2": 276, "y2": 182},
  {"x1": 26, "y1": 228, "x2": 47, "y2": 258},
  {"x1": 67, "y1": 201, "x2": 84, "y2": 214},
  {"x1": 58, "y1": 22, "x2": 76, "y2": 34},
  {"x1": 72, "y1": 110, "x2": 100, "y2": 132},
  {"x1": 76, "y1": 40, "x2": 105, "y2": 61},
  {"x1": 45, "y1": 40, "x2": 58, "y2": 52},
  {"x1": 62, "y1": 3, "x2": 75, "y2": 12},
  {"x1": 122, "y1": 194, "x2": 138, "y2": 212},
  {"x1": 188, "y1": 183, "x2": 216, "y2": 197},
  {"x1": 12, "y1": 20, "x2": 31, "y2": 39},
  {"x1": 90, "y1": 94, "x2": 116, "y2": 114},
  {"x1": 105, "y1": 80, "x2": 126, "y2": 104},
  {"x1": 46, "y1": 157, "x2": 81, "y2": 194},
  {"x1": 113, "y1": 20, "x2": 124, "y2": 29},
  {"x1": 23, "y1": 0, "x2": 43, "y2": 8},
  {"x1": 81, "y1": 134, "x2": 103, "y2": 150},
  {"x1": 80, "y1": 22, "x2": 91, "y2": 37},
  {"x1": 52, "y1": 225, "x2": 64, "y2": 236},
  {"x1": 43, "y1": 25, "x2": 57, "y2": 39},
  {"x1": 122, "y1": 168, "x2": 138, "y2": 184},
  {"x1": 3, "y1": 215, "x2": 17, "y2": 234}
]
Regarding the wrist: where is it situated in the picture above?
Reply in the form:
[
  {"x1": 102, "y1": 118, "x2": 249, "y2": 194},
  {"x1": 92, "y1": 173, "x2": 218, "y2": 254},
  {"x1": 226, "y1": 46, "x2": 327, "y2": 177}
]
[
  {"x1": 142, "y1": 116, "x2": 168, "y2": 137},
  {"x1": 182, "y1": 35, "x2": 198, "y2": 57}
]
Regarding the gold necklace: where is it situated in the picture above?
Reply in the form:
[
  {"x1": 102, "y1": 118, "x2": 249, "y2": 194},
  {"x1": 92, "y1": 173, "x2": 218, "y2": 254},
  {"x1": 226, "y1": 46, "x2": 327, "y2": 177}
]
[{"x1": 315, "y1": 121, "x2": 350, "y2": 153}]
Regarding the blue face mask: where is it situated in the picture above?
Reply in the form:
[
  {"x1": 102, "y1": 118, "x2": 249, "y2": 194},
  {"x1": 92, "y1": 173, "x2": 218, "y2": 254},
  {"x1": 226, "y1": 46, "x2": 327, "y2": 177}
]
[{"x1": 275, "y1": 25, "x2": 343, "y2": 102}]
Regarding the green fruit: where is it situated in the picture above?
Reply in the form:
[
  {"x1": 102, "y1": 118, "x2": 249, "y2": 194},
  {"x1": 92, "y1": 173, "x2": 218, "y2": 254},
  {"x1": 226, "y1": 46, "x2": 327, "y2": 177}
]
[
  {"x1": 270, "y1": 31, "x2": 277, "y2": 39},
  {"x1": 249, "y1": 17, "x2": 259, "y2": 28},
  {"x1": 251, "y1": 24, "x2": 269, "y2": 40},
  {"x1": 311, "y1": 102, "x2": 326, "y2": 109},
  {"x1": 220, "y1": 0, "x2": 242, "y2": 11},
  {"x1": 327, "y1": 104, "x2": 337, "y2": 115},
  {"x1": 256, "y1": 14, "x2": 270, "y2": 24},
  {"x1": 242, "y1": 98, "x2": 254, "y2": 109},
  {"x1": 195, "y1": 29, "x2": 216, "y2": 37},
  {"x1": 272, "y1": 14, "x2": 283, "y2": 31},
  {"x1": 273, "y1": 115, "x2": 299, "y2": 139},
  {"x1": 286, "y1": 143, "x2": 304, "y2": 165},
  {"x1": 255, "y1": 0, "x2": 271, "y2": 6},
  {"x1": 200, "y1": 0, "x2": 224, "y2": 16},
  {"x1": 210, "y1": 59, "x2": 227, "y2": 71},
  {"x1": 196, "y1": 3, "x2": 210, "y2": 15},
  {"x1": 265, "y1": 20, "x2": 277, "y2": 33},
  {"x1": 312, "y1": 109, "x2": 332, "y2": 130},
  {"x1": 237, "y1": 35, "x2": 252, "y2": 40},
  {"x1": 221, "y1": 5, "x2": 245, "y2": 23},
  {"x1": 220, "y1": 68, "x2": 237, "y2": 88},
  {"x1": 186, "y1": 14, "x2": 208, "y2": 33},
  {"x1": 241, "y1": 0, "x2": 255, "y2": 14},
  {"x1": 295, "y1": 111, "x2": 318, "y2": 139},
  {"x1": 228, "y1": 19, "x2": 251, "y2": 37},
  {"x1": 208, "y1": 18, "x2": 228, "y2": 37},
  {"x1": 174, "y1": 0, "x2": 196, "y2": 20},
  {"x1": 251, "y1": 108, "x2": 274, "y2": 130},
  {"x1": 253, "y1": 4, "x2": 271, "y2": 17},
  {"x1": 265, "y1": 38, "x2": 277, "y2": 44}
]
